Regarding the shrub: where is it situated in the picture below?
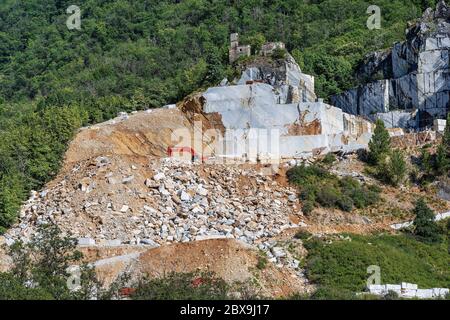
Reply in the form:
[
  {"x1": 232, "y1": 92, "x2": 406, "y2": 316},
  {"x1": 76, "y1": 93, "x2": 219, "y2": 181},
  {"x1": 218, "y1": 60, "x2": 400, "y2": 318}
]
[
  {"x1": 384, "y1": 290, "x2": 399, "y2": 300},
  {"x1": 0, "y1": 273, "x2": 54, "y2": 300},
  {"x1": 316, "y1": 184, "x2": 341, "y2": 208},
  {"x1": 271, "y1": 48, "x2": 287, "y2": 60},
  {"x1": 421, "y1": 148, "x2": 434, "y2": 175},
  {"x1": 294, "y1": 230, "x2": 312, "y2": 241},
  {"x1": 304, "y1": 233, "x2": 449, "y2": 296},
  {"x1": 386, "y1": 149, "x2": 408, "y2": 186},
  {"x1": 435, "y1": 144, "x2": 449, "y2": 176},
  {"x1": 339, "y1": 176, "x2": 360, "y2": 190},
  {"x1": 302, "y1": 200, "x2": 315, "y2": 215},
  {"x1": 443, "y1": 113, "x2": 450, "y2": 157},
  {"x1": 3, "y1": 223, "x2": 112, "y2": 300},
  {"x1": 256, "y1": 253, "x2": 268, "y2": 270},
  {"x1": 337, "y1": 195, "x2": 354, "y2": 212},
  {"x1": 311, "y1": 286, "x2": 356, "y2": 300}
]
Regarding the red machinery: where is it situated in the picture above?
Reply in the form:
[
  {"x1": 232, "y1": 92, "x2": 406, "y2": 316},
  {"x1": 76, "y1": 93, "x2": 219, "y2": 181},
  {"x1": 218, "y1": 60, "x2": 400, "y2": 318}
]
[{"x1": 167, "y1": 146, "x2": 208, "y2": 162}]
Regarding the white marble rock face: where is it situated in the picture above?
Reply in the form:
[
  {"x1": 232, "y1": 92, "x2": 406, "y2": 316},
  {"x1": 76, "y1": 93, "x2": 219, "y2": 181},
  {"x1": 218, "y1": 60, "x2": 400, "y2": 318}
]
[{"x1": 331, "y1": 1, "x2": 450, "y2": 126}]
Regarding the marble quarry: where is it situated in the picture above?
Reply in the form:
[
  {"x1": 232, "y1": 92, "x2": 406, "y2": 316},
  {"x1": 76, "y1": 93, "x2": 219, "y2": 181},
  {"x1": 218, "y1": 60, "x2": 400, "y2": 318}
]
[
  {"x1": 331, "y1": 1, "x2": 450, "y2": 128},
  {"x1": 194, "y1": 52, "x2": 373, "y2": 160}
]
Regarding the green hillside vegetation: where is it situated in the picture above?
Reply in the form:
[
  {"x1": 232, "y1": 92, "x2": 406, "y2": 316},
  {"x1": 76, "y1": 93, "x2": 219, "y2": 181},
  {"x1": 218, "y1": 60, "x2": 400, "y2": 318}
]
[
  {"x1": 304, "y1": 230, "x2": 450, "y2": 299},
  {"x1": 0, "y1": 0, "x2": 439, "y2": 231},
  {"x1": 287, "y1": 164, "x2": 381, "y2": 213}
]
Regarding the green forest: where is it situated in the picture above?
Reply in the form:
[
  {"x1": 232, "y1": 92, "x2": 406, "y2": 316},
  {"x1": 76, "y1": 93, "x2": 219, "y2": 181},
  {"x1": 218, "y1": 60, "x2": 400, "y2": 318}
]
[{"x1": 0, "y1": 0, "x2": 439, "y2": 232}]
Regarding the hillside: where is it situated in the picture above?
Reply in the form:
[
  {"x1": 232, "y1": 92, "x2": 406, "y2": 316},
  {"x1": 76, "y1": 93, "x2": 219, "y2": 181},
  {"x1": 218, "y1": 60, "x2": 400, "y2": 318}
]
[
  {"x1": 0, "y1": 1, "x2": 439, "y2": 232},
  {"x1": 0, "y1": 0, "x2": 450, "y2": 302}
]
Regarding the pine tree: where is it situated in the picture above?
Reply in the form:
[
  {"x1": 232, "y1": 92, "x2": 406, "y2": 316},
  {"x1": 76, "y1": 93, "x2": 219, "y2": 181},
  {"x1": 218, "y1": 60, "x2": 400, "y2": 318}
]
[
  {"x1": 368, "y1": 119, "x2": 391, "y2": 165},
  {"x1": 413, "y1": 198, "x2": 441, "y2": 243},
  {"x1": 443, "y1": 113, "x2": 450, "y2": 157}
]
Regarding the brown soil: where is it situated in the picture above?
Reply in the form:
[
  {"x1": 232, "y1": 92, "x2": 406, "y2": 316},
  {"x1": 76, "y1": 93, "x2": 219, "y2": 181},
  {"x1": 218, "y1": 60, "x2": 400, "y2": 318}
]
[{"x1": 91, "y1": 239, "x2": 313, "y2": 298}]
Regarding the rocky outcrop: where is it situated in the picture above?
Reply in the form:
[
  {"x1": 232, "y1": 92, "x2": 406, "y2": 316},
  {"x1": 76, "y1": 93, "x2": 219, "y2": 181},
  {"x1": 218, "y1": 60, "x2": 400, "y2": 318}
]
[
  {"x1": 332, "y1": 0, "x2": 450, "y2": 128},
  {"x1": 234, "y1": 54, "x2": 316, "y2": 103},
  {"x1": 200, "y1": 54, "x2": 373, "y2": 159}
]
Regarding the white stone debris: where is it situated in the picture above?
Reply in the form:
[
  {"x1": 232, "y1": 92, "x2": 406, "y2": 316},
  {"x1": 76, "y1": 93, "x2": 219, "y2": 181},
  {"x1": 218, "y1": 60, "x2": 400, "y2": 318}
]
[
  {"x1": 366, "y1": 283, "x2": 449, "y2": 299},
  {"x1": 6, "y1": 158, "x2": 305, "y2": 257}
]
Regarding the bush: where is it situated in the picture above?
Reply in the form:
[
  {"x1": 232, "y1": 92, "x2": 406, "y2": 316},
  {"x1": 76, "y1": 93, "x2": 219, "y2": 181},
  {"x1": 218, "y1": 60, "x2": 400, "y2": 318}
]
[
  {"x1": 294, "y1": 230, "x2": 312, "y2": 241},
  {"x1": 3, "y1": 223, "x2": 113, "y2": 300},
  {"x1": 0, "y1": 273, "x2": 54, "y2": 300},
  {"x1": 385, "y1": 149, "x2": 408, "y2": 186},
  {"x1": 304, "y1": 233, "x2": 449, "y2": 296},
  {"x1": 443, "y1": 113, "x2": 450, "y2": 157},
  {"x1": 321, "y1": 153, "x2": 336, "y2": 166},
  {"x1": 302, "y1": 200, "x2": 315, "y2": 215},
  {"x1": 384, "y1": 290, "x2": 399, "y2": 300},
  {"x1": 310, "y1": 286, "x2": 356, "y2": 300},
  {"x1": 337, "y1": 195, "x2": 354, "y2": 212},
  {"x1": 316, "y1": 184, "x2": 341, "y2": 208},
  {"x1": 271, "y1": 48, "x2": 287, "y2": 60},
  {"x1": 435, "y1": 144, "x2": 449, "y2": 176},
  {"x1": 256, "y1": 252, "x2": 268, "y2": 270}
]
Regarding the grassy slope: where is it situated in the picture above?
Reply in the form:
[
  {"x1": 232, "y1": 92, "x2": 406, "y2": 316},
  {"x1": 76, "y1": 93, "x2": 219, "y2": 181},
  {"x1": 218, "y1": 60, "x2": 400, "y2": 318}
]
[{"x1": 304, "y1": 232, "x2": 450, "y2": 296}]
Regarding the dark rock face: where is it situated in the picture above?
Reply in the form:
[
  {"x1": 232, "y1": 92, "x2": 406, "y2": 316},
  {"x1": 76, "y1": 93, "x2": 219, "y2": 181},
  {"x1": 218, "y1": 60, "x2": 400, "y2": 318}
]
[
  {"x1": 332, "y1": 0, "x2": 450, "y2": 128},
  {"x1": 356, "y1": 49, "x2": 393, "y2": 83}
]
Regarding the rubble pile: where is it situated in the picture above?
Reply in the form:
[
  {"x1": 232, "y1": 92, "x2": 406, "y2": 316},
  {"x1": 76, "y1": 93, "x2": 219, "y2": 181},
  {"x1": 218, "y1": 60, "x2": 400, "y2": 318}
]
[{"x1": 5, "y1": 158, "x2": 304, "y2": 253}]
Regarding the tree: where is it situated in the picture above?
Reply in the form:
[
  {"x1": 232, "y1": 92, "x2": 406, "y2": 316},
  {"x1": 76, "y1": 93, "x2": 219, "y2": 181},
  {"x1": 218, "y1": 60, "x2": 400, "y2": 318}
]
[
  {"x1": 439, "y1": 113, "x2": 450, "y2": 175},
  {"x1": 368, "y1": 119, "x2": 391, "y2": 165},
  {"x1": 244, "y1": 33, "x2": 266, "y2": 55},
  {"x1": 435, "y1": 144, "x2": 449, "y2": 176},
  {"x1": 421, "y1": 148, "x2": 434, "y2": 176},
  {"x1": 5, "y1": 223, "x2": 113, "y2": 300},
  {"x1": 412, "y1": 198, "x2": 441, "y2": 243},
  {"x1": 443, "y1": 113, "x2": 450, "y2": 156}
]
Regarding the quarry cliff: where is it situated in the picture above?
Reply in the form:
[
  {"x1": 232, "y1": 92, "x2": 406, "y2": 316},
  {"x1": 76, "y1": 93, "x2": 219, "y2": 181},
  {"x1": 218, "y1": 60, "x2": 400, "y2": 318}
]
[{"x1": 332, "y1": 0, "x2": 450, "y2": 129}]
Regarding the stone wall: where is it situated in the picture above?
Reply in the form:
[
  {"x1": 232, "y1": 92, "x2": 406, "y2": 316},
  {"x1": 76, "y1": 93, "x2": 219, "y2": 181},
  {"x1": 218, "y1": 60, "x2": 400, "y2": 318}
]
[{"x1": 229, "y1": 33, "x2": 251, "y2": 63}]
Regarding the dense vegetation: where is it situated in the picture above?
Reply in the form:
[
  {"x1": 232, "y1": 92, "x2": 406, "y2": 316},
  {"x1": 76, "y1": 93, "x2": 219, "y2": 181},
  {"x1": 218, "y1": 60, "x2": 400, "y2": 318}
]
[
  {"x1": 0, "y1": 223, "x2": 258, "y2": 300},
  {"x1": 287, "y1": 164, "x2": 381, "y2": 214},
  {"x1": 303, "y1": 229, "x2": 450, "y2": 299},
  {"x1": 0, "y1": 0, "x2": 439, "y2": 232}
]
